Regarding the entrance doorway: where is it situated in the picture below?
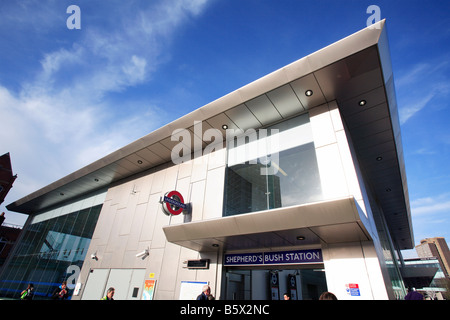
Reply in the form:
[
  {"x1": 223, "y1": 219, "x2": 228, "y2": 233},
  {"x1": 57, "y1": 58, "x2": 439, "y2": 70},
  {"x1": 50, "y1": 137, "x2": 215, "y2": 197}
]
[{"x1": 224, "y1": 268, "x2": 327, "y2": 300}]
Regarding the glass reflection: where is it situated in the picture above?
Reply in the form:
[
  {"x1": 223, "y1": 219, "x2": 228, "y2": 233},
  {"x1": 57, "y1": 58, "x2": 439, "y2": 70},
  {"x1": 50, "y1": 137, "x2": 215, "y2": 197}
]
[
  {"x1": 0, "y1": 205, "x2": 101, "y2": 300},
  {"x1": 224, "y1": 113, "x2": 323, "y2": 216}
]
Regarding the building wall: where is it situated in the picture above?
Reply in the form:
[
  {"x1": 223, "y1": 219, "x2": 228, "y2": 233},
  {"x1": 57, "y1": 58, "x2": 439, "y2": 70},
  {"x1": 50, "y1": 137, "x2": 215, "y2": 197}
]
[
  {"x1": 309, "y1": 102, "x2": 390, "y2": 300},
  {"x1": 74, "y1": 147, "x2": 227, "y2": 300},
  {"x1": 73, "y1": 102, "x2": 393, "y2": 300},
  {"x1": 0, "y1": 224, "x2": 21, "y2": 267},
  {"x1": 416, "y1": 237, "x2": 450, "y2": 279}
]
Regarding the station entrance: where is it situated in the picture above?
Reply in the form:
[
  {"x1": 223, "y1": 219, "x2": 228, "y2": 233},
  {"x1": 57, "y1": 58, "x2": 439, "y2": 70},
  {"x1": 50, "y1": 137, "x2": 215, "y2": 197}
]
[{"x1": 224, "y1": 266, "x2": 328, "y2": 300}]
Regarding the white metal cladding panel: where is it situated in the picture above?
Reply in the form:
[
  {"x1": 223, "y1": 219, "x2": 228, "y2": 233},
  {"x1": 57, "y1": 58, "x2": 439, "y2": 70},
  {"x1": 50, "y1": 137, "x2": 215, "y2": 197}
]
[
  {"x1": 81, "y1": 268, "x2": 110, "y2": 300},
  {"x1": 84, "y1": 149, "x2": 226, "y2": 275}
]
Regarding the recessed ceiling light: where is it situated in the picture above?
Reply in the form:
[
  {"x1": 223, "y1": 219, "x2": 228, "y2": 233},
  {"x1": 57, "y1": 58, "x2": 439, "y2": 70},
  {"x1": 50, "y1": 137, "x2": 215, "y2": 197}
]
[
  {"x1": 359, "y1": 100, "x2": 367, "y2": 106},
  {"x1": 296, "y1": 236, "x2": 305, "y2": 241},
  {"x1": 376, "y1": 156, "x2": 383, "y2": 161},
  {"x1": 222, "y1": 124, "x2": 228, "y2": 130},
  {"x1": 212, "y1": 244, "x2": 219, "y2": 247},
  {"x1": 305, "y1": 90, "x2": 313, "y2": 97},
  {"x1": 137, "y1": 160, "x2": 143, "y2": 164}
]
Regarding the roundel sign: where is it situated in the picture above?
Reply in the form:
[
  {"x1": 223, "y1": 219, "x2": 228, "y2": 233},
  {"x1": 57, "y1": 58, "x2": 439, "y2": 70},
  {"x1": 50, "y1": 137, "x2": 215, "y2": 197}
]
[{"x1": 161, "y1": 190, "x2": 186, "y2": 216}]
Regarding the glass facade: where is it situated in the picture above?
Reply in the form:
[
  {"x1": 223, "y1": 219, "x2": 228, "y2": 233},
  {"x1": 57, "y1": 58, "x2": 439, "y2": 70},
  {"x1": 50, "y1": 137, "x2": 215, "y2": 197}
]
[
  {"x1": 403, "y1": 258, "x2": 447, "y2": 293},
  {"x1": 223, "y1": 113, "x2": 323, "y2": 216},
  {"x1": 0, "y1": 203, "x2": 102, "y2": 300},
  {"x1": 366, "y1": 188, "x2": 406, "y2": 299}
]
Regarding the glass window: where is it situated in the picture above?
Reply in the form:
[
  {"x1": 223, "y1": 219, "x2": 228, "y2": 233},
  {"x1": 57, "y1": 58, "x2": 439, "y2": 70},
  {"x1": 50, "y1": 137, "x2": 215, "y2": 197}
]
[
  {"x1": 0, "y1": 204, "x2": 102, "y2": 300},
  {"x1": 224, "y1": 113, "x2": 323, "y2": 217}
]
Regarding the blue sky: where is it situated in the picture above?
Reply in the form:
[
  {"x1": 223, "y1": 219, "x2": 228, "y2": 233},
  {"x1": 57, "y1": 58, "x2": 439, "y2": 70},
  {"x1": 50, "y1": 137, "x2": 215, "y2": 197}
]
[{"x1": 1, "y1": 0, "x2": 449, "y2": 258}]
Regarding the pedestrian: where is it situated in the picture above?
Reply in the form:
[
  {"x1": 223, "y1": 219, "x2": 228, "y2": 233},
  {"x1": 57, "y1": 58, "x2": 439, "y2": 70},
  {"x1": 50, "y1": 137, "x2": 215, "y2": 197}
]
[
  {"x1": 404, "y1": 287, "x2": 423, "y2": 300},
  {"x1": 51, "y1": 281, "x2": 69, "y2": 300},
  {"x1": 20, "y1": 283, "x2": 34, "y2": 300},
  {"x1": 319, "y1": 291, "x2": 338, "y2": 300},
  {"x1": 196, "y1": 285, "x2": 212, "y2": 300},
  {"x1": 101, "y1": 287, "x2": 115, "y2": 300}
]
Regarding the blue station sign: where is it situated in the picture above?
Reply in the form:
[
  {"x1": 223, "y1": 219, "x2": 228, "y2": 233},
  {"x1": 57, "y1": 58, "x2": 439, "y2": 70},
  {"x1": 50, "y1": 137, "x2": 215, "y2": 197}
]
[{"x1": 224, "y1": 249, "x2": 323, "y2": 266}]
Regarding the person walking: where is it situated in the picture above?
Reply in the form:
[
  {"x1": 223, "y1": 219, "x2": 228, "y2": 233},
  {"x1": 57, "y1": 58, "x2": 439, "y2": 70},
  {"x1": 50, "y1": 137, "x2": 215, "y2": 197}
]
[
  {"x1": 404, "y1": 287, "x2": 423, "y2": 300},
  {"x1": 196, "y1": 285, "x2": 212, "y2": 300},
  {"x1": 101, "y1": 287, "x2": 115, "y2": 300},
  {"x1": 20, "y1": 283, "x2": 34, "y2": 300},
  {"x1": 51, "y1": 281, "x2": 69, "y2": 300},
  {"x1": 319, "y1": 291, "x2": 338, "y2": 300}
]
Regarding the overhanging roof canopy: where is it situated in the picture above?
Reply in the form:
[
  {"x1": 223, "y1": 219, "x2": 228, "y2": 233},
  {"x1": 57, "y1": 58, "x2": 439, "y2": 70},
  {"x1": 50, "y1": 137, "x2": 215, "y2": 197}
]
[
  {"x1": 7, "y1": 20, "x2": 413, "y2": 249},
  {"x1": 163, "y1": 197, "x2": 372, "y2": 252},
  {"x1": 401, "y1": 266, "x2": 439, "y2": 289}
]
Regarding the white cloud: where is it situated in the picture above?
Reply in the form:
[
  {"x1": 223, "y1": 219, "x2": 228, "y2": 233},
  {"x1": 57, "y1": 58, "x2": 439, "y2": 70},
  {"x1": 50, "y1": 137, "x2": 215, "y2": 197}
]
[
  {"x1": 123, "y1": 55, "x2": 148, "y2": 84},
  {"x1": 410, "y1": 193, "x2": 450, "y2": 216},
  {"x1": 408, "y1": 193, "x2": 450, "y2": 245},
  {"x1": 397, "y1": 60, "x2": 450, "y2": 125},
  {"x1": 395, "y1": 63, "x2": 429, "y2": 88},
  {"x1": 40, "y1": 46, "x2": 85, "y2": 81},
  {"x1": 411, "y1": 148, "x2": 436, "y2": 155},
  {"x1": 412, "y1": 201, "x2": 450, "y2": 216},
  {"x1": 0, "y1": 1, "x2": 212, "y2": 224},
  {"x1": 399, "y1": 91, "x2": 435, "y2": 125}
]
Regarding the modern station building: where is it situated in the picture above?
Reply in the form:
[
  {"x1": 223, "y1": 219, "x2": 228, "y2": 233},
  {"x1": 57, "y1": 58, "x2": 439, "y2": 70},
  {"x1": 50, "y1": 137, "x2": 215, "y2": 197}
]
[{"x1": 0, "y1": 20, "x2": 414, "y2": 300}]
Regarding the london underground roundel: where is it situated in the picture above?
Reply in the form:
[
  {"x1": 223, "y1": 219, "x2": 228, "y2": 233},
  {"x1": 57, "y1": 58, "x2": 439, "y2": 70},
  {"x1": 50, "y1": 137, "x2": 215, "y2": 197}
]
[{"x1": 162, "y1": 190, "x2": 186, "y2": 216}]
